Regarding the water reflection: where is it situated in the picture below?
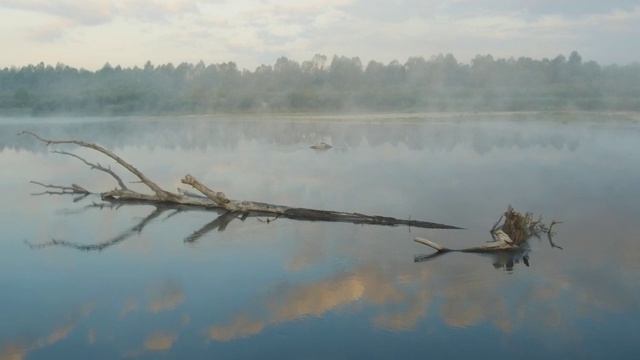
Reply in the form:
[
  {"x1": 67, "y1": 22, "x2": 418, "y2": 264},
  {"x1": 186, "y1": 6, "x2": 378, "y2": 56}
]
[
  {"x1": 2, "y1": 253, "x2": 637, "y2": 358},
  {"x1": 26, "y1": 203, "x2": 170, "y2": 251},
  {"x1": 414, "y1": 247, "x2": 532, "y2": 272},
  {"x1": 2, "y1": 114, "x2": 640, "y2": 359},
  {"x1": 0, "y1": 302, "x2": 96, "y2": 360},
  {"x1": 0, "y1": 113, "x2": 597, "y2": 155},
  {"x1": 414, "y1": 230, "x2": 564, "y2": 272},
  {"x1": 24, "y1": 191, "x2": 457, "y2": 252}
]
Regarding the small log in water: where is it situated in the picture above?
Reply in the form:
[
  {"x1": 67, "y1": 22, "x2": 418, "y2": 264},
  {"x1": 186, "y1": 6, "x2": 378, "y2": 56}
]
[
  {"x1": 413, "y1": 207, "x2": 561, "y2": 263},
  {"x1": 414, "y1": 230, "x2": 518, "y2": 253},
  {"x1": 414, "y1": 237, "x2": 449, "y2": 252}
]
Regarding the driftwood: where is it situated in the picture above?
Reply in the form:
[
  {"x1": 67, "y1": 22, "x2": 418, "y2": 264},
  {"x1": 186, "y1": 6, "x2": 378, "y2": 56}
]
[
  {"x1": 19, "y1": 131, "x2": 461, "y2": 232},
  {"x1": 415, "y1": 229, "x2": 518, "y2": 253},
  {"x1": 310, "y1": 142, "x2": 332, "y2": 150},
  {"x1": 414, "y1": 206, "x2": 561, "y2": 265}
]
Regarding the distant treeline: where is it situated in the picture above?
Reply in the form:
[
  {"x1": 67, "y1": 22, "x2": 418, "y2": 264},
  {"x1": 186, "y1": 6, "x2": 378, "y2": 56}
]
[{"x1": 1, "y1": 51, "x2": 639, "y2": 115}]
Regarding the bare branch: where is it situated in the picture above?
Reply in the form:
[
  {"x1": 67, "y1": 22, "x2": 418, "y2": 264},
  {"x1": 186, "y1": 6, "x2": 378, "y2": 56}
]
[
  {"x1": 19, "y1": 131, "x2": 177, "y2": 199},
  {"x1": 52, "y1": 150, "x2": 128, "y2": 190},
  {"x1": 180, "y1": 174, "x2": 240, "y2": 211},
  {"x1": 491, "y1": 214, "x2": 503, "y2": 233},
  {"x1": 21, "y1": 131, "x2": 463, "y2": 232},
  {"x1": 30, "y1": 180, "x2": 91, "y2": 194},
  {"x1": 414, "y1": 237, "x2": 449, "y2": 252}
]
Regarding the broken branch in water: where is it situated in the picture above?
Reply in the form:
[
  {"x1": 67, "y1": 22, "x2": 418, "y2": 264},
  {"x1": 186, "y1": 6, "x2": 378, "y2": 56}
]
[
  {"x1": 19, "y1": 131, "x2": 461, "y2": 231},
  {"x1": 415, "y1": 229, "x2": 519, "y2": 254},
  {"x1": 414, "y1": 205, "x2": 562, "y2": 262}
]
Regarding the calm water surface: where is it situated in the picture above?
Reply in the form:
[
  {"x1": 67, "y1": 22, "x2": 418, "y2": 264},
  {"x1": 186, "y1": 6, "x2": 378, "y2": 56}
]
[{"x1": 1, "y1": 113, "x2": 639, "y2": 359}]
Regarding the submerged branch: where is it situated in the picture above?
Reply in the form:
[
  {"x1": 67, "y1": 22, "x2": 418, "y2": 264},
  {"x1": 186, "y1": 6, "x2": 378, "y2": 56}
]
[{"x1": 414, "y1": 229, "x2": 518, "y2": 254}]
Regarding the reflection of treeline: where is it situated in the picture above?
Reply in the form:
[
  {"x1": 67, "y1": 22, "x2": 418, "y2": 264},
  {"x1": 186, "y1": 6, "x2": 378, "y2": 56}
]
[
  {"x1": 1, "y1": 115, "x2": 581, "y2": 154},
  {"x1": 1, "y1": 51, "x2": 639, "y2": 115}
]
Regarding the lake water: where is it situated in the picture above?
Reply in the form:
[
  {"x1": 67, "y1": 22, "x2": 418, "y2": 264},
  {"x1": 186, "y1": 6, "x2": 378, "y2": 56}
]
[{"x1": 1, "y1": 113, "x2": 639, "y2": 359}]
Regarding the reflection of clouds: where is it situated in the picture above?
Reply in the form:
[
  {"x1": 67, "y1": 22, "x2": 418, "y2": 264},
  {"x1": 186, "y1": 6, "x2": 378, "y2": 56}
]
[
  {"x1": 208, "y1": 316, "x2": 267, "y2": 342},
  {"x1": 0, "y1": 343, "x2": 28, "y2": 360},
  {"x1": 207, "y1": 243, "x2": 640, "y2": 343},
  {"x1": 87, "y1": 328, "x2": 96, "y2": 345},
  {"x1": 209, "y1": 265, "x2": 408, "y2": 340},
  {"x1": 148, "y1": 280, "x2": 184, "y2": 313},
  {"x1": 120, "y1": 301, "x2": 138, "y2": 318},
  {"x1": 270, "y1": 265, "x2": 407, "y2": 322},
  {"x1": 566, "y1": 267, "x2": 639, "y2": 313},
  {"x1": 206, "y1": 260, "x2": 501, "y2": 339},
  {"x1": 373, "y1": 293, "x2": 431, "y2": 330},
  {"x1": 143, "y1": 332, "x2": 175, "y2": 351},
  {"x1": 0, "y1": 302, "x2": 95, "y2": 360},
  {"x1": 181, "y1": 313, "x2": 191, "y2": 326},
  {"x1": 46, "y1": 323, "x2": 75, "y2": 344},
  {"x1": 119, "y1": 282, "x2": 190, "y2": 356},
  {"x1": 269, "y1": 275, "x2": 365, "y2": 322},
  {"x1": 122, "y1": 330, "x2": 177, "y2": 358},
  {"x1": 441, "y1": 291, "x2": 506, "y2": 328},
  {"x1": 285, "y1": 237, "x2": 326, "y2": 271},
  {"x1": 0, "y1": 278, "x2": 189, "y2": 358}
]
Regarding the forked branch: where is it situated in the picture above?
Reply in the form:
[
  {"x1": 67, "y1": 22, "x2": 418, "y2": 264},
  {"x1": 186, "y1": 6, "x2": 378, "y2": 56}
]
[{"x1": 19, "y1": 131, "x2": 176, "y2": 199}]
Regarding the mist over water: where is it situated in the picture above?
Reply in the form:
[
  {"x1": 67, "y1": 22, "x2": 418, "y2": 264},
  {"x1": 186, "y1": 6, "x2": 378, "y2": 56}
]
[
  {"x1": 3, "y1": 52, "x2": 640, "y2": 117},
  {"x1": 1, "y1": 113, "x2": 639, "y2": 359}
]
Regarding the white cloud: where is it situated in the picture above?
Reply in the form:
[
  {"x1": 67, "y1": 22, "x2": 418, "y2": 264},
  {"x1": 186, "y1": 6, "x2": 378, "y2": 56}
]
[{"x1": 0, "y1": 0, "x2": 638, "y2": 69}]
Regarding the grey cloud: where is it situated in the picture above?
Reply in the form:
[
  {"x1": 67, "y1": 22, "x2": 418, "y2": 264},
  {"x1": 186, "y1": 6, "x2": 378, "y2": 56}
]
[
  {"x1": 345, "y1": 0, "x2": 640, "y2": 22},
  {"x1": 118, "y1": 0, "x2": 200, "y2": 23},
  {"x1": 516, "y1": 0, "x2": 640, "y2": 17},
  {"x1": 28, "y1": 22, "x2": 71, "y2": 42},
  {"x1": 344, "y1": 0, "x2": 441, "y2": 22},
  {"x1": 447, "y1": 0, "x2": 640, "y2": 18},
  {"x1": 0, "y1": 0, "x2": 201, "y2": 26},
  {"x1": 1, "y1": 0, "x2": 116, "y2": 25}
]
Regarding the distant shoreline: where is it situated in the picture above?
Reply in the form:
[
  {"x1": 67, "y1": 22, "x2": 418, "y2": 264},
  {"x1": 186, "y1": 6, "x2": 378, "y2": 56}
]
[{"x1": 2, "y1": 110, "x2": 639, "y2": 123}]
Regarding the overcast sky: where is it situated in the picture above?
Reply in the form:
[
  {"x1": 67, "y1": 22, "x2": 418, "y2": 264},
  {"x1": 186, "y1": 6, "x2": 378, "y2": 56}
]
[{"x1": 1, "y1": 0, "x2": 639, "y2": 70}]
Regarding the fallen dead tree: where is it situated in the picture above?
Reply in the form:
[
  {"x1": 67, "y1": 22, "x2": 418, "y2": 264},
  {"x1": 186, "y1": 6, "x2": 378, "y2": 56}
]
[
  {"x1": 414, "y1": 205, "x2": 561, "y2": 263},
  {"x1": 19, "y1": 131, "x2": 461, "y2": 231}
]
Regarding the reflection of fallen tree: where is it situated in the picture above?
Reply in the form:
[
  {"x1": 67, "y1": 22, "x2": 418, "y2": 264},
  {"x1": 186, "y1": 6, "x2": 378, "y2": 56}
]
[
  {"x1": 25, "y1": 197, "x2": 299, "y2": 251},
  {"x1": 20, "y1": 131, "x2": 461, "y2": 251},
  {"x1": 26, "y1": 203, "x2": 169, "y2": 251},
  {"x1": 414, "y1": 206, "x2": 562, "y2": 268}
]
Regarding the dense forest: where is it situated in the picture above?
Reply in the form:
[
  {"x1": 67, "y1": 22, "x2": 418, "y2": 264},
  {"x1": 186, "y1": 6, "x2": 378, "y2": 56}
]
[{"x1": 1, "y1": 51, "x2": 639, "y2": 115}]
